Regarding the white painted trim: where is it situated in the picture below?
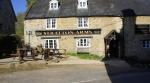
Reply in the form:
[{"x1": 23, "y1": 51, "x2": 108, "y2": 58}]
[
  {"x1": 77, "y1": 17, "x2": 89, "y2": 29},
  {"x1": 43, "y1": 39, "x2": 59, "y2": 49},
  {"x1": 77, "y1": 0, "x2": 88, "y2": 9},
  {"x1": 46, "y1": 18, "x2": 57, "y2": 30},
  {"x1": 76, "y1": 38, "x2": 91, "y2": 48},
  {"x1": 49, "y1": 0, "x2": 59, "y2": 10}
]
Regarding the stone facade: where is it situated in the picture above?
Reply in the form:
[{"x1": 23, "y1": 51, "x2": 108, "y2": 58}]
[
  {"x1": 0, "y1": 0, "x2": 16, "y2": 35},
  {"x1": 24, "y1": 17, "x2": 122, "y2": 56},
  {"x1": 24, "y1": 16, "x2": 150, "y2": 59}
]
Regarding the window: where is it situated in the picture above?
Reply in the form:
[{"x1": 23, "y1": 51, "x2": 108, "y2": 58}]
[
  {"x1": 49, "y1": 0, "x2": 59, "y2": 10},
  {"x1": 135, "y1": 25, "x2": 150, "y2": 34},
  {"x1": 47, "y1": 18, "x2": 56, "y2": 29},
  {"x1": 78, "y1": 0, "x2": 88, "y2": 9},
  {"x1": 142, "y1": 40, "x2": 150, "y2": 48},
  {"x1": 77, "y1": 38, "x2": 90, "y2": 48},
  {"x1": 78, "y1": 17, "x2": 88, "y2": 28},
  {"x1": 44, "y1": 39, "x2": 59, "y2": 49}
]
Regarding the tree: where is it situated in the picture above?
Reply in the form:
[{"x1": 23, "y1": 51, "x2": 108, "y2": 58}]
[
  {"x1": 16, "y1": 0, "x2": 36, "y2": 38},
  {"x1": 15, "y1": 12, "x2": 24, "y2": 38},
  {"x1": 26, "y1": 0, "x2": 37, "y2": 8},
  {"x1": 15, "y1": 0, "x2": 37, "y2": 39}
]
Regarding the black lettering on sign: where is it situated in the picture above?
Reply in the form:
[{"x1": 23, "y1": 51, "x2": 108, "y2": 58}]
[{"x1": 35, "y1": 29, "x2": 101, "y2": 36}]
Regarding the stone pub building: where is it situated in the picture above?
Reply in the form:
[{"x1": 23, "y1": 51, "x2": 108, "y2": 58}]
[{"x1": 24, "y1": 0, "x2": 150, "y2": 60}]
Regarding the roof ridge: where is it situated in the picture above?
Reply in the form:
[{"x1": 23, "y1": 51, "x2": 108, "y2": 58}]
[{"x1": 25, "y1": 0, "x2": 39, "y2": 19}]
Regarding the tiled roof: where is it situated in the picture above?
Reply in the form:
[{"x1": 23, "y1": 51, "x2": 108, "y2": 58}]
[{"x1": 25, "y1": 0, "x2": 150, "y2": 19}]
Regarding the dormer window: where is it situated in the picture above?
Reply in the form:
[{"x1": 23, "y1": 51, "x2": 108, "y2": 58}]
[
  {"x1": 78, "y1": 0, "x2": 88, "y2": 9},
  {"x1": 49, "y1": 0, "x2": 59, "y2": 10}
]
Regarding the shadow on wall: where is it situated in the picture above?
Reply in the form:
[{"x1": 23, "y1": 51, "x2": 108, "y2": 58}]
[
  {"x1": 0, "y1": 35, "x2": 22, "y2": 59},
  {"x1": 103, "y1": 9, "x2": 140, "y2": 83},
  {"x1": 103, "y1": 8, "x2": 137, "y2": 60}
]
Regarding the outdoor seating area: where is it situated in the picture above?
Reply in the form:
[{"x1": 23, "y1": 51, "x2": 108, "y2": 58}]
[{"x1": 10, "y1": 44, "x2": 67, "y2": 63}]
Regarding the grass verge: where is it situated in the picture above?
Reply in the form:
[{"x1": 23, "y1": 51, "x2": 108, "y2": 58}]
[{"x1": 67, "y1": 52, "x2": 103, "y2": 60}]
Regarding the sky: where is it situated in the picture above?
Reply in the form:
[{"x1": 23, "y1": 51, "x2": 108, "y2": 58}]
[{"x1": 11, "y1": 0, "x2": 27, "y2": 15}]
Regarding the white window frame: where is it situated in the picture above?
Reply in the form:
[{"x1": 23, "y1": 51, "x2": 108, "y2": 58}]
[
  {"x1": 142, "y1": 40, "x2": 150, "y2": 48},
  {"x1": 76, "y1": 38, "x2": 91, "y2": 48},
  {"x1": 78, "y1": 0, "x2": 88, "y2": 9},
  {"x1": 78, "y1": 17, "x2": 89, "y2": 28},
  {"x1": 49, "y1": 0, "x2": 59, "y2": 10},
  {"x1": 46, "y1": 18, "x2": 57, "y2": 30},
  {"x1": 44, "y1": 39, "x2": 59, "y2": 49}
]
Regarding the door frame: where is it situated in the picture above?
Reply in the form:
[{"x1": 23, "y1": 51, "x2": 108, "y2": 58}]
[{"x1": 104, "y1": 30, "x2": 120, "y2": 58}]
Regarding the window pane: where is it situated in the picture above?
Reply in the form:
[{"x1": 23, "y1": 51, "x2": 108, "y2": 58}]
[
  {"x1": 52, "y1": 22, "x2": 55, "y2": 28},
  {"x1": 77, "y1": 38, "x2": 90, "y2": 47},
  {"x1": 47, "y1": 18, "x2": 56, "y2": 29},
  {"x1": 146, "y1": 41, "x2": 149, "y2": 48},
  {"x1": 142, "y1": 40, "x2": 150, "y2": 48},
  {"x1": 78, "y1": 40, "x2": 80, "y2": 46},
  {"x1": 83, "y1": 3, "x2": 85, "y2": 7},
  {"x1": 51, "y1": 3, "x2": 53, "y2": 8},
  {"x1": 52, "y1": 19, "x2": 56, "y2": 28},
  {"x1": 80, "y1": 2, "x2": 82, "y2": 7},
  {"x1": 47, "y1": 19, "x2": 51, "y2": 28},
  {"x1": 54, "y1": 3, "x2": 57, "y2": 8},
  {"x1": 78, "y1": 18, "x2": 88, "y2": 28},
  {"x1": 84, "y1": 18, "x2": 88, "y2": 27},
  {"x1": 45, "y1": 40, "x2": 48, "y2": 48},
  {"x1": 78, "y1": 18, "x2": 83, "y2": 27},
  {"x1": 49, "y1": 40, "x2": 53, "y2": 49}
]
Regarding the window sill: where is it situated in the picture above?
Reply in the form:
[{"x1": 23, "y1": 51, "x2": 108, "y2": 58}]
[
  {"x1": 77, "y1": 46, "x2": 90, "y2": 48},
  {"x1": 77, "y1": 27, "x2": 89, "y2": 29},
  {"x1": 46, "y1": 28, "x2": 57, "y2": 30}
]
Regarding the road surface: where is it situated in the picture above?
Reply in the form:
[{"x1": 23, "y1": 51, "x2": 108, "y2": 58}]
[{"x1": 0, "y1": 64, "x2": 150, "y2": 83}]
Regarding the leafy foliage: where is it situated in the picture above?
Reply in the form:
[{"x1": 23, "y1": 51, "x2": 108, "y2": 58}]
[
  {"x1": 26, "y1": 0, "x2": 37, "y2": 8},
  {"x1": 16, "y1": 13, "x2": 24, "y2": 38}
]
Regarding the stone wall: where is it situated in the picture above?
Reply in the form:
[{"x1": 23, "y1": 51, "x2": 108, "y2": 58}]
[
  {"x1": 124, "y1": 16, "x2": 150, "y2": 60},
  {"x1": 24, "y1": 17, "x2": 122, "y2": 56}
]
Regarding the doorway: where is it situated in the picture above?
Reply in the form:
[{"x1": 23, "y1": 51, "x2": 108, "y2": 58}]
[{"x1": 104, "y1": 30, "x2": 119, "y2": 58}]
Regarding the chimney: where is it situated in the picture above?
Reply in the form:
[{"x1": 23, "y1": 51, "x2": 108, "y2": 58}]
[{"x1": 121, "y1": 9, "x2": 136, "y2": 57}]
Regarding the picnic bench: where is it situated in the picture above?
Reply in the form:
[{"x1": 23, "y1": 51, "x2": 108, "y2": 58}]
[
  {"x1": 11, "y1": 48, "x2": 35, "y2": 62},
  {"x1": 11, "y1": 47, "x2": 67, "y2": 63},
  {"x1": 44, "y1": 49, "x2": 67, "y2": 61}
]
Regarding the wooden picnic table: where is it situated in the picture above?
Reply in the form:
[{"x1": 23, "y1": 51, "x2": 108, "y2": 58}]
[
  {"x1": 11, "y1": 48, "x2": 35, "y2": 62},
  {"x1": 11, "y1": 48, "x2": 66, "y2": 63},
  {"x1": 43, "y1": 49, "x2": 67, "y2": 61},
  {"x1": 20, "y1": 48, "x2": 35, "y2": 61}
]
